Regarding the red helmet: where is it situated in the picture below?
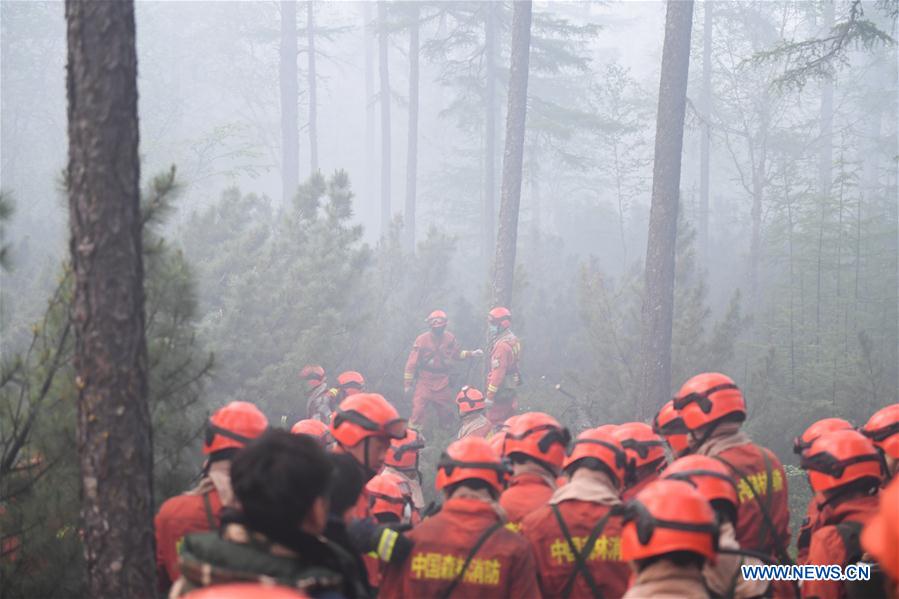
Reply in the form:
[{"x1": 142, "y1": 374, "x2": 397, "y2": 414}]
[
  {"x1": 793, "y1": 418, "x2": 853, "y2": 456},
  {"x1": 456, "y1": 386, "x2": 487, "y2": 415},
  {"x1": 183, "y1": 583, "x2": 309, "y2": 599},
  {"x1": 661, "y1": 455, "x2": 738, "y2": 510},
  {"x1": 612, "y1": 422, "x2": 666, "y2": 469},
  {"x1": 674, "y1": 373, "x2": 745, "y2": 431},
  {"x1": 653, "y1": 400, "x2": 689, "y2": 456},
  {"x1": 290, "y1": 419, "x2": 333, "y2": 446},
  {"x1": 204, "y1": 401, "x2": 269, "y2": 455},
  {"x1": 801, "y1": 430, "x2": 883, "y2": 493},
  {"x1": 426, "y1": 310, "x2": 448, "y2": 328},
  {"x1": 299, "y1": 364, "x2": 326, "y2": 391},
  {"x1": 504, "y1": 412, "x2": 570, "y2": 471},
  {"x1": 594, "y1": 424, "x2": 618, "y2": 435},
  {"x1": 621, "y1": 479, "x2": 719, "y2": 562},
  {"x1": 385, "y1": 428, "x2": 425, "y2": 470},
  {"x1": 337, "y1": 371, "x2": 365, "y2": 395},
  {"x1": 861, "y1": 404, "x2": 899, "y2": 460},
  {"x1": 367, "y1": 472, "x2": 410, "y2": 521},
  {"x1": 488, "y1": 306, "x2": 512, "y2": 330},
  {"x1": 861, "y1": 477, "x2": 899, "y2": 581},
  {"x1": 436, "y1": 437, "x2": 509, "y2": 494},
  {"x1": 563, "y1": 428, "x2": 627, "y2": 488},
  {"x1": 330, "y1": 393, "x2": 407, "y2": 448}
]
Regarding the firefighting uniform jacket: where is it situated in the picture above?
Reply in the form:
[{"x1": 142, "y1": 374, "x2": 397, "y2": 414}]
[
  {"x1": 797, "y1": 494, "x2": 825, "y2": 565},
  {"x1": 404, "y1": 331, "x2": 467, "y2": 423},
  {"x1": 500, "y1": 470, "x2": 557, "y2": 530},
  {"x1": 801, "y1": 492, "x2": 880, "y2": 599},
  {"x1": 378, "y1": 497, "x2": 541, "y2": 599},
  {"x1": 485, "y1": 331, "x2": 521, "y2": 401}
]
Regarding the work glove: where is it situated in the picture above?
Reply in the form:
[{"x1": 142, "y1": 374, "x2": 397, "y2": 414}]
[{"x1": 348, "y1": 517, "x2": 413, "y2": 564}]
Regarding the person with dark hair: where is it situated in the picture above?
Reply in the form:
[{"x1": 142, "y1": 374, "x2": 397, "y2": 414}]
[{"x1": 171, "y1": 430, "x2": 366, "y2": 599}]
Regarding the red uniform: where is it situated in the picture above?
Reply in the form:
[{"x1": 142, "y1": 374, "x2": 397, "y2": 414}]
[
  {"x1": 801, "y1": 493, "x2": 880, "y2": 599},
  {"x1": 500, "y1": 472, "x2": 556, "y2": 529},
  {"x1": 797, "y1": 495, "x2": 823, "y2": 565},
  {"x1": 486, "y1": 331, "x2": 521, "y2": 425},
  {"x1": 404, "y1": 331, "x2": 467, "y2": 425},
  {"x1": 155, "y1": 485, "x2": 224, "y2": 587},
  {"x1": 621, "y1": 471, "x2": 659, "y2": 503},
  {"x1": 378, "y1": 497, "x2": 540, "y2": 598}
]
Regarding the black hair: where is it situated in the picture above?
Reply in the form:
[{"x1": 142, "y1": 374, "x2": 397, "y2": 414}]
[
  {"x1": 565, "y1": 457, "x2": 620, "y2": 487},
  {"x1": 711, "y1": 499, "x2": 737, "y2": 526},
  {"x1": 230, "y1": 430, "x2": 333, "y2": 541},
  {"x1": 635, "y1": 551, "x2": 705, "y2": 571},
  {"x1": 445, "y1": 478, "x2": 499, "y2": 500},
  {"x1": 328, "y1": 452, "x2": 366, "y2": 515}
]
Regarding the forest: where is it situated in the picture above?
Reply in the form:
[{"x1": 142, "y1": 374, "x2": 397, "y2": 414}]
[{"x1": 0, "y1": 1, "x2": 896, "y2": 597}]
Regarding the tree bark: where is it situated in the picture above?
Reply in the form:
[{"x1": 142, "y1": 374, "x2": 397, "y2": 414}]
[
  {"x1": 307, "y1": 1, "x2": 318, "y2": 174},
  {"x1": 65, "y1": 0, "x2": 154, "y2": 595},
  {"x1": 405, "y1": 5, "x2": 420, "y2": 253},
  {"x1": 280, "y1": 0, "x2": 299, "y2": 206},
  {"x1": 637, "y1": 0, "x2": 694, "y2": 420},
  {"x1": 364, "y1": 3, "x2": 376, "y2": 223},
  {"x1": 492, "y1": 0, "x2": 532, "y2": 308},
  {"x1": 699, "y1": 0, "x2": 712, "y2": 261},
  {"x1": 378, "y1": 1, "x2": 391, "y2": 236},
  {"x1": 484, "y1": 1, "x2": 498, "y2": 269}
]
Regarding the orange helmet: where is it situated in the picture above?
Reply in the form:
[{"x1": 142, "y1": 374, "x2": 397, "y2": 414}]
[
  {"x1": 427, "y1": 310, "x2": 448, "y2": 328},
  {"x1": 653, "y1": 400, "x2": 689, "y2": 456},
  {"x1": 183, "y1": 583, "x2": 309, "y2": 599},
  {"x1": 621, "y1": 479, "x2": 719, "y2": 562},
  {"x1": 204, "y1": 402, "x2": 269, "y2": 455},
  {"x1": 861, "y1": 476, "x2": 899, "y2": 581},
  {"x1": 299, "y1": 364, "x2": 326, "y2": 391},
  {"x1": 674, "y1": 372, "x2": 745, "y2": 431},
  {"x1": 385, "y1": 427, "x2": 425, "y2": 470},
  {"x1": 793, "y1": 417, "x2": 853, "y2": 456},
  {"x1": 563, "y1": 428, "x2": 627, "y2": 487},
  {"x1": 800, "y1": 430, "x2": 883, "y2": 493},
  {"x1": 456, "y1": 386, "x2": 487, "y2": 415},
  {"x1": 436, "y1": 437, "x2": 509, "y2": 494},
  {"x1": 504, "y1": 412, "x2": 570, "y2": 472},
  {"x1": 488, "y1": 306, "x2": 512, "y2": 330},
  {"x1": 330, "y1": 393, "x2": 407, "y2": 448},
  {"x1": 336, "y1": 371, "x2": 365, "y2": 395},
  {"x1": 661, "y1": 455, "x2": 738, "y2": 509},
  {"x1": 367, "y1": 472, "x2": 410, "y2": 522},
  {"x1": 861, "y1": 404, "x2": 899, "y2": 460},
  {"x1": 290, "y1": 419, "x2": 333, "y2": 446},
  {"x1": 612, "y1": 422, "x2": 666, "y2": 470}
]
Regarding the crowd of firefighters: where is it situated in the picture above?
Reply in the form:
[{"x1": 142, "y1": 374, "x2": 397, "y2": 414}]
[{"x1": 155, "y1": 307, "x2": 899, "y2": 599}]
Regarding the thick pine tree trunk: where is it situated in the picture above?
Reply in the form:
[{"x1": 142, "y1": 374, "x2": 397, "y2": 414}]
[
  {"x1": 378, "y1": 1, "x2": 391, "y2": 236},
  {"x1": 492, "y1": 0, "x2": 532, "y2": 308},
  {"x1": 405, "y1": 5, "x2": 420, "y2": 253},
  {"x1": 307, "y1": 1, "x2": 318, "y2": 174},
  {"x1": 65, "y1": 0, "x2": 154, "y2": 595},
  {"x1": 637, "y1": 0, "x2": 694, "y2": 419},
  {"x1": 280, "y1": 0, "x2": 299, "y2": 206},
  {"x1": 484, "y1": 2, "x2": 498, "y2": 269},
  {"x1": 364, "y1": 3, "x2": 376, "y2": 222},
  {"x1": 699, "y1": 0, "x2": 712, "y2": 260}
]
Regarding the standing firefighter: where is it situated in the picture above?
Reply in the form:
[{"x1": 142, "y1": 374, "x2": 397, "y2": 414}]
[
  {"x1": 404, "y1": 310, "x2": 483, "y2": 428},
  {"x1": 301, "y1": 365, "x2": 330, "y2": 423},
  {"x1": 485, "y1": 307, "x2": 521, "y2": 427}
]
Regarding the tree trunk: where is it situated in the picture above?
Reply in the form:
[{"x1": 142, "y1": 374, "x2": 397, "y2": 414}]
[
  {"x1": 378, "y1": 1, "x2": 391, "y2": 236},
  {"x1": 364, "y1": 3, "x2": 376, "y2": 224},
  {"x1": 637, "y1": 0, "x2": 694, "y2": 420},
  {"x1": 405, "y1": 5, "x2": 420, "y2": 253},
  {"x1": 699, "y1": 0, "x2": 712, "y2": 261},
  {"x1": 65, "y1": 0, "x2": 154, "y2": 595},
  {"x1": 280, "y1": 0, "x2": 299, "y2": 206},
  {"x1": 484, "y1": 1, "x2": 498, "y2": 269},
  {"x1": 818, "y1": 0, "x2": 834, "y2": 200},
  {"x1": 492, "y1": 0, "x2": 532, "y2": 308},
  {"x1": 307, "y1": 1, "x2": 318, "y2": 174}
]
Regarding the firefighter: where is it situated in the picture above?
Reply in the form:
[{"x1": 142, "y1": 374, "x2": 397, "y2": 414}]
[
  {"x1": 382, "y1": 428, "x2": 426, "y2": 514},
  {"x1": 364, "y1": 472, "x2": 418, "y2": 591},
  {"x1": 500, "y1": 412, "x2": 571, "y2": 529},
  {"x1": 520, "y1": 427, "x2": 630, "y2": 599},
  {"x1": 485, "y1": 307, "x2": 522, "y2": 428},
  {"x1": 326, "y1": 371, "x2": 366, "y2": 408},
  {"x1": 662, "y1": 454, "x2": 770, "y2": 598},
  {"x1": 793, "y1": 418, "x2": 855, "y2": 565},
  {"x1": 155, "y1": 401, "x2": 269, "y2": 592},
  {"x1": 612, "y1": 422, "x2": 668, "y2": 501},
  {"x1": 862, "y1": 404, "x2": 899, "y2": 480},
  {"x1": 861, "y1": 477, "x2": 899, "y2": 599},
  {"x1": 653, "y1": 399, "x2": 690, "y2": 458},
  {"x1": 300, "y1": 364, "x2": 330, "y2": 423},
  {"x1": 674, "y1": 372, "x2": 793, "y2": 583},
  {"x1": 172, "y1": 431, "x2": 365, "y2": 598},
  {"x1": 378, "y1": 437, "x2": 541, "y2": 598},
  {"x1": 621, "y1": 479, "x2": 719, "y2": 599},
  {"x1": 290, "y1": 418, "x2": 334, "y2": 448},
  {"x1": 800, "y1": 429, "x2": 884, "y2": 599},
  {"x1": 404, "y1": 310, "x2": 483, "y2": 428},
  {"x1": 457, "y1": 385, "x2": 493, "y2": 440}
]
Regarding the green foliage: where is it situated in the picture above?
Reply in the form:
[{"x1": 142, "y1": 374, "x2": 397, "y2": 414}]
[{"x1": 0, "y1": 191, "x2": 13, "y2": 271}]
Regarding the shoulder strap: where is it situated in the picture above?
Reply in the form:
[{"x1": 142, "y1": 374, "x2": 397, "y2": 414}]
[
  {"x1": 834, "y1": 521, "x2": 864, "y2": 564},
  {"x1": 551, "y1": 504, "x2": 612, "y2": 599},
  {"x1": 202, "y1": 491, "x2": 217, "y2": 529},
  {"x1": 439, "y1": 521, "x2": 504, "y2": 599}
]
